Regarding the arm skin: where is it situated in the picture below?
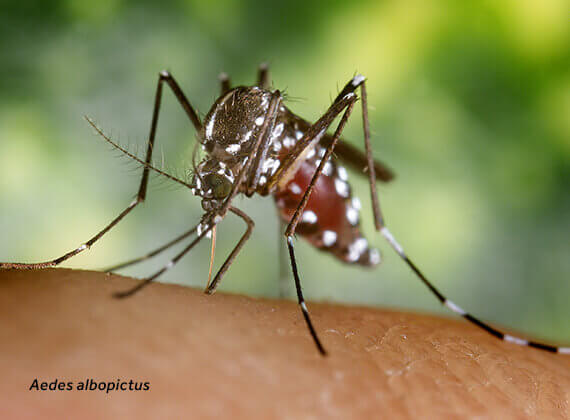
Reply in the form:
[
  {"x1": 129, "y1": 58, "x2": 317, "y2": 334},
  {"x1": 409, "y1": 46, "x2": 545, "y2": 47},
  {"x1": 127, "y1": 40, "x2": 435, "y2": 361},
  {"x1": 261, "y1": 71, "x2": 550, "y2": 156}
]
[{"x1": 0, "y1": 269, "x2": 568, "y2": 419}]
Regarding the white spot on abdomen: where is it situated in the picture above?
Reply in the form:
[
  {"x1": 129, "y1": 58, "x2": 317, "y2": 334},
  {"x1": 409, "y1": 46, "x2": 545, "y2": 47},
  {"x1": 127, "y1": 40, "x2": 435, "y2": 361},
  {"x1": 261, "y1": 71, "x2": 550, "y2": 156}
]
[
  {"x1": 346, "y1": 207, "x2": 359, "y2": 225},
  {"x1": 368, "y1": 249, "x2": 381, "y2": 265},
  {"x1": 351, "y1": 197, "x2": 361, "y2": 210},
  {"x1": 302, "y1": 210, "x2": 317, "y2": 224},
  {"x1": 322, "y1": 230, "x2": 337, "y2": 247},
  {"x1": 346, "y1": 238, "x2": 368, "y2": 262},
  {"x1": 289, "y1": 183, "x2": 302, "y2": 195},
  {"x1": 323, "y1": 161, "x2": 333, "y2": 176},
  {"x1": 335, "y1": 179, "x2": 349, "y2": 197}
]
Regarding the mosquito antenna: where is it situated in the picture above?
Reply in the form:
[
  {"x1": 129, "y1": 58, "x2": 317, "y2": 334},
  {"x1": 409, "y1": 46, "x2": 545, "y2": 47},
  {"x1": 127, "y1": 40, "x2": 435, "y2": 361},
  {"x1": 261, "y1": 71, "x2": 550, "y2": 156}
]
[{"x1": 85, "y1": 116, "x2": 194, "y2": 190}]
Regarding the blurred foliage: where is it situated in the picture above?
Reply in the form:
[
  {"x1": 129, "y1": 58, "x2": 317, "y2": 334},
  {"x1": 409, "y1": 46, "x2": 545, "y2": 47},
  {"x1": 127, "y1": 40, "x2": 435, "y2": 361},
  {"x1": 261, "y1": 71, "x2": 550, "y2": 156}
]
[{"x1": 0, "y1": 0, "x2": 568, "y2": 342}]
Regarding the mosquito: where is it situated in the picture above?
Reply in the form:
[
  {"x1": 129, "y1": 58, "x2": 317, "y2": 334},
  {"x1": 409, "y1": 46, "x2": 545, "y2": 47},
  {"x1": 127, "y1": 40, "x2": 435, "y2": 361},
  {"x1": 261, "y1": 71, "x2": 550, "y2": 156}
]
[{"x1": 1, "y1": 64, "x2": 567, "y2": 356}]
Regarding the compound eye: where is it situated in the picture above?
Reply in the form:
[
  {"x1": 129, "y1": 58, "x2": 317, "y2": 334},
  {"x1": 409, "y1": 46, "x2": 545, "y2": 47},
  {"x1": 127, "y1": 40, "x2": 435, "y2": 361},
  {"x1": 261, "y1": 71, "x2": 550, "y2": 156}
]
[{"x1": 205, "y1": 173, "x2": 232, "y2": 199}]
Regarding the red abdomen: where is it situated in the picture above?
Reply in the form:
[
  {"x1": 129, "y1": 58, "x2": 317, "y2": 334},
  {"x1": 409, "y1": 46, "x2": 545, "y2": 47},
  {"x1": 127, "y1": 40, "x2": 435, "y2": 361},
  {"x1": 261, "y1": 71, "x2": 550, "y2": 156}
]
[{"x1": 273, "y1": 143, "x2": 380, "y2": 267}]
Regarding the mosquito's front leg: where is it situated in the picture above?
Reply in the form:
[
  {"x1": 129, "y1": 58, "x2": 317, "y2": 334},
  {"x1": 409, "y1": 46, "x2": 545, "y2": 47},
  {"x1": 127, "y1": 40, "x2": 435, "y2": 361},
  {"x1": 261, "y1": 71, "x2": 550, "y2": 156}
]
[
  {"x1": 103, "y1": 225, "x2": 198, "y2": 272},
  {"x1": 204, "y1": 207, "x2": 254, "y2": 295},
  {"x1": 113, "y1": 219, "x2": 214, "y2": 299},
  {"x1": 0, "y1": 71, "x2": 201, "y2": 270}
]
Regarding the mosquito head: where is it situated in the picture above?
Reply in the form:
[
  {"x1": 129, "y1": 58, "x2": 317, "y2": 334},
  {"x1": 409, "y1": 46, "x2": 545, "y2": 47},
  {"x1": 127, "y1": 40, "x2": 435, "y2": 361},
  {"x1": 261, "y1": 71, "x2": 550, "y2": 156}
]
[
  {"x1": 190, "y1": 158, "x2": 235, "y2": 211},
  {"x1": 199, "y1": 86, "x2": 274, "y2": 162}
]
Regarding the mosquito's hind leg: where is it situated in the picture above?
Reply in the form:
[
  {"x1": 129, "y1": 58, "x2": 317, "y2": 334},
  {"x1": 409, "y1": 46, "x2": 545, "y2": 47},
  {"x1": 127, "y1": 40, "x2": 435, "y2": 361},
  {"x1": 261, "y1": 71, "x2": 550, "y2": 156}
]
[
  {"x1": 343, "y1": 76, "x2": 570, "y2": 354},
  {"x1": 0, "y1": 71, "x2": 202, "y2": 270}
]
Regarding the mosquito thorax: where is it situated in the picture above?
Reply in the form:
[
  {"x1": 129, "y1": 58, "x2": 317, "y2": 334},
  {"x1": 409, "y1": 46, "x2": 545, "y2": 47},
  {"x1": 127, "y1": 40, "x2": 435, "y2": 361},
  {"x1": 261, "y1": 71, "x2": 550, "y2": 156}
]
[
  {"x1": 190, "y1": 158, "x2": 235, "y2": 211},
  {"x1": 199, "y1": 86, "x2": 274, "y2": 163}
]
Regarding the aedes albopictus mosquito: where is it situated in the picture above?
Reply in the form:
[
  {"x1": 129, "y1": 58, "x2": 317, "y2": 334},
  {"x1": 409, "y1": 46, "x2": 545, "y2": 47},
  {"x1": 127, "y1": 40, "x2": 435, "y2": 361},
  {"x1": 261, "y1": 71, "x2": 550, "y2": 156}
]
[{"x1": 1, "y1": 63, "x2": 568, "y2": 356}]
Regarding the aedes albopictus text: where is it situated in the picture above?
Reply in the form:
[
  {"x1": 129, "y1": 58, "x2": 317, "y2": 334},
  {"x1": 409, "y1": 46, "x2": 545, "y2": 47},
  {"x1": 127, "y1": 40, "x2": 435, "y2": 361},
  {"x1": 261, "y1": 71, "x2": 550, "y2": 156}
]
[{"x1": 1, "y1": 64, "x2": 568, "y2": 356}]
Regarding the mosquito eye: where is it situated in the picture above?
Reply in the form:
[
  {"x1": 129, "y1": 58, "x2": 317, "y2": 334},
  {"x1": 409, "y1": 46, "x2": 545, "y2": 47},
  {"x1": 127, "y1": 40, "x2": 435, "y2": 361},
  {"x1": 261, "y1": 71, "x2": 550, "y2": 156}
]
[{"x1": 205, "y1": 174, "x2": 232, "y2": 199}]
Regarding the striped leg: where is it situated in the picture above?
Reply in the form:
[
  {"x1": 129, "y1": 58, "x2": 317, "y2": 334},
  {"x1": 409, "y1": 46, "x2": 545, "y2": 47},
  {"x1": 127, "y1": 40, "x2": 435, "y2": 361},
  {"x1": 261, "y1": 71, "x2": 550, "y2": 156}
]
[
  {"x1": 277, "y1": 219, "x2": 291, "y2": 298},
  {"x1": 346, "y1": 73, "x2": 569, "y2": 354},
  {"x1": 379, "y1": 227, "x2": 569, "y2": 354},
  {"x1": 90, "y1": 118, "x2": 263, "y2": 298},
  {"x1": 112, "y1": 89, "x2": 281, "y2": 299},
  {"x1": 115, "y1": 206, "x2": 253, "y2": 298},
  {"x1": 283, "y1": 93, "x2": 358, "y2": 356}
]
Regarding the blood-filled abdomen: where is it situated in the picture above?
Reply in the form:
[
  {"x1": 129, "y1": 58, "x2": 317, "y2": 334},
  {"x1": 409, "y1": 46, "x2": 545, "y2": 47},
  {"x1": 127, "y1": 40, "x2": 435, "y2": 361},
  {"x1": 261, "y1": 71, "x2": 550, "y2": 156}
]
[{"x1": 274, "y1": 144, "x2": 380, "y2": 267}]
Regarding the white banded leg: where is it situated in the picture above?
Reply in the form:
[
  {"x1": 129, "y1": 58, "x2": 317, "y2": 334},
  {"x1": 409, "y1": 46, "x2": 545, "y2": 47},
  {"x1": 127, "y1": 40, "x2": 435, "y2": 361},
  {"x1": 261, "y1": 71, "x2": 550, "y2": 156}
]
[
  {"x1": 379, "y1": 227, "x2": 568, "y2": 354},
  {"x1": 343, "y1": 71, "x2": 569, "y2": 355},
  {"x1": 281, "y1": 91, "x2": 360, "y2": 356}
]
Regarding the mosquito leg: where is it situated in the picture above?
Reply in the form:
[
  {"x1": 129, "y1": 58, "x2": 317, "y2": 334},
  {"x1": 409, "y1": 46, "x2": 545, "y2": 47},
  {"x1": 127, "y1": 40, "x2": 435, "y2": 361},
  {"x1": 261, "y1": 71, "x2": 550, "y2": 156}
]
[
  {"x1": 0, "y1": 199, "x2": 139, "y2": 270},
  {"x1": 219, "y1": 72, "x2": 231, "y2": 95},
  {"x1": 277, "y1": 219, "x2": 290, "y2": 298},
  {"x1": 204, "y1": 207, "x2": 254, "y2": 295},
  {"x1": 103, "y1": 226, "x2": 198, "y2": 272},
  {"x1": 138, "y1": 71, "x2": 201, "y2": 200},
  {"x1": 344, "y1": 78, "x2": 570, "y2": 354},
  {"x1": 283, "y1": 97, "x2": 358, "y2": 356},
  {"x1": 257, "y1": 62, "x2": 270, "y2": 89},
  {"x1": 351, "y1": 77, "x2": 384, "y2": 229},
  {"x1": 249, "y1": 77, "x2": 360, "y2": 354},
  {"x1": 0, "y1": 71, "x2": 202, "y2": 270},
  {"x1": 377, "y1": 224, "x2": 569, "y2": 353},
  {"x1": 112, "y1": 89, "x2": 272, "y2": 298},
  {"x1": 286, "y1": 237, "x2": 327, "y2": 355},
  {"x1": 113, "y1": 220, "x2": 214, "y2": 299}
]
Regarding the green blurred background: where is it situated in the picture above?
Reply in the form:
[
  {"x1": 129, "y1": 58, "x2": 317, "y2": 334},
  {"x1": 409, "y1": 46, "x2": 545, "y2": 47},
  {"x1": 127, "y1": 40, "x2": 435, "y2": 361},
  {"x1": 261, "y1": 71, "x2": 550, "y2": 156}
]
[{"x1": 0, "y1": 0, "x2": 568, "y2": 343}]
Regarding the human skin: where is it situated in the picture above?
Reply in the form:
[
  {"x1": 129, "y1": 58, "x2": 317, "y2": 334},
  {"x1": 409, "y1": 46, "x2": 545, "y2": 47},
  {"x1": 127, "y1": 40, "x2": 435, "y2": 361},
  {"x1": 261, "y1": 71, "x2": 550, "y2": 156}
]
[{"x1": 0, "y1": 269, "x2": 568, "y2": 419}]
